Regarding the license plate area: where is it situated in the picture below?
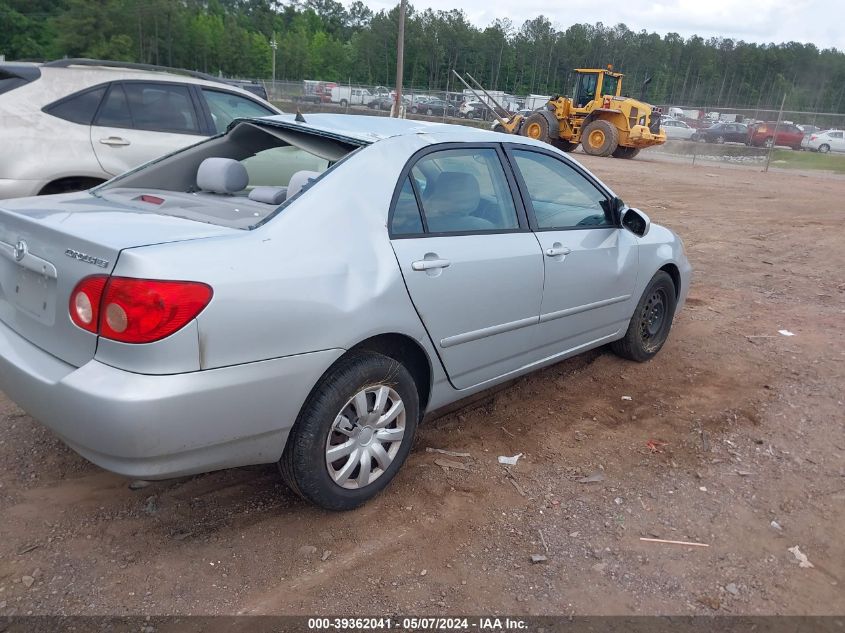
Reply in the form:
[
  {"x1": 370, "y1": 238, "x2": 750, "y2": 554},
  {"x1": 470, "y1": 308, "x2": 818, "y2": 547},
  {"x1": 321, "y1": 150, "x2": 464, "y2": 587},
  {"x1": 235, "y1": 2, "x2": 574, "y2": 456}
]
[{"x1": 13, "y1": 266, "x2": 56, "y2": 325}]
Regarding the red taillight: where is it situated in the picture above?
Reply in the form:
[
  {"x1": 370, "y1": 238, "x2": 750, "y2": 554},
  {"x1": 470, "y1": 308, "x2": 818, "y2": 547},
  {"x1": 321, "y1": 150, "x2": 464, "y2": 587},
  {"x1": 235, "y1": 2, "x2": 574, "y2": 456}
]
[
  {"x1": 69, "y1": 275, "x2": 108, "y2": 333},
  {"x1": 69, "y1": 277, "x2": 212, "y2": 343},
  {"x1": 810, "y1": 135, "x2": 818, "y2": 141}
]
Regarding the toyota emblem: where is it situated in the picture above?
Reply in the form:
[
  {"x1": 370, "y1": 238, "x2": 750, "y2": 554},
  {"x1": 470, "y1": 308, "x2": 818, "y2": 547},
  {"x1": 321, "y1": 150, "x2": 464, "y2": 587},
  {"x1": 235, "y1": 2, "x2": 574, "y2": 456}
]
[{"x1": 13, "y1": 239, "x2": 27, "y2": 262}]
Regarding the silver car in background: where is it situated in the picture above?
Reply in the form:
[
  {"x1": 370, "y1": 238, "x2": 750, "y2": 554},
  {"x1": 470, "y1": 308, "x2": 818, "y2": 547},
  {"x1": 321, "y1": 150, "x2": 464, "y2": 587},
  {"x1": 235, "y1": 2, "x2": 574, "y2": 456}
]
[
  {"x1": 0, "y1": 114, "x2": 691, "y2": 510},
  {"x1": 660, "y1": 118, "x2": 697, "y2": 140}
]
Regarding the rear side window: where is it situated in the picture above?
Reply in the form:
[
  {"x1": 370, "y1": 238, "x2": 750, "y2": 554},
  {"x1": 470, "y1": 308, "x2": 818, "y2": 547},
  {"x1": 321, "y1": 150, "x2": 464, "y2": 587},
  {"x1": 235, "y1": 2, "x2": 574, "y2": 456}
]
[
  {"x1": 0, "y1": 64, "x2": 41, "y2": 96},
  {"x1": 43, "y1": 86, "x2": 107, "y2": 124},
  {"x1": 390, "y1": 177, "x2": 424, "y2": 235},
  {"x1": 124, "y1": 83, "x2": 200, "y2": 133},
  {"x1": 95, "y1": 82, "x2": 201, "y2": 134}
]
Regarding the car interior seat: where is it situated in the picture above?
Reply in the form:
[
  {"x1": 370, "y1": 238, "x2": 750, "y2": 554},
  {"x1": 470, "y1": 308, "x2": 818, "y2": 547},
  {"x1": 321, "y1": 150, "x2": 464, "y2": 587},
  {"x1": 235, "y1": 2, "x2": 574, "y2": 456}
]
[
  {"x1": 422, "y1": 172, "x2": 495, "y2": 232},
  {"x1": 196, "y1": 157, "x2": 249, "y2": 195}
]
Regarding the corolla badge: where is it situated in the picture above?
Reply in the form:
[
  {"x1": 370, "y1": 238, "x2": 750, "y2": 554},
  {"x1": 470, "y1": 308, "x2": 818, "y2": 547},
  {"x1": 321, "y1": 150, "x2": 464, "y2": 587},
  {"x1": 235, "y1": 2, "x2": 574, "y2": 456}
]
[
  {"x1": 13, "y1": 239, "x2": 27, "y2": 262},
  {"x1": 64, "y1": 248, "x2": 109, "y2": 268}
]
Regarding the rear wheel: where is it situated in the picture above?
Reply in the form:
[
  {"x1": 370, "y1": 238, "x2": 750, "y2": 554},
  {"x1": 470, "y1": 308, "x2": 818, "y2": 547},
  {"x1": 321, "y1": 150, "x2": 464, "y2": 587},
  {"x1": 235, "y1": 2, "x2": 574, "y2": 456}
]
[
  {"x1": 819, "y1": 143, "x2": 831, "y2": 153},
  {"x1": 764, "y1": 137, "x2": 774, "y2": 148},
  {"x1": 279, "y1": 351, "x2": 419, "y2": 511},
  {"x1": 340, "y1": 99, "x2": 348, "y2": 108},
  {"x1": 581, "y1": 119, "x2": 619, "y2": 157},
  {"x1": 426, "y1": 108, "x2": 433, "y2": 116},
  {"x1": 521, "y1": 113, "x2": 551, "y2": 142},
  {"x1": 611, "y1": 272, "x2": 677, "y2": 362},
  {"x1": 612, "y1": 146, "x2": 640, "y2": 159},
  {"x1": 715, "y1": 135, "x2": 726, "y2": 144}
]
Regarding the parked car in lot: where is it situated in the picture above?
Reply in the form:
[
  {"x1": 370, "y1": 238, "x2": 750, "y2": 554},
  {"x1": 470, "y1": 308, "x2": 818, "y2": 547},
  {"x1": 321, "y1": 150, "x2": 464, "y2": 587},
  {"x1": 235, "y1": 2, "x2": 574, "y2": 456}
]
[
  {"x1": 367, "y1": 94, "x2": 410, "y2": 111},
  {"x1": 330, "y1": 86, "x2": 372, "y2": 107},
  {"x1": 692, "y1": 122, "x2": 749, "y2": 144},
  {"x1": 410, "y1": 97, "x2": 456, "y2": 116},
  {"x1": 747, "y1": 121, "x2": 804, "y2": 149},
  {"x1": 661, "y1": 118, "x2": 697, "y2": 140},
  {"x1": 0, "y1": 59, "x2": 281, "y2": 200},
  {"x1": 804, "y1": 129, "x2": 845, "y2": 153},
  {"x1": 0, "y1": 113, "x2": 690, "y2": 510}
]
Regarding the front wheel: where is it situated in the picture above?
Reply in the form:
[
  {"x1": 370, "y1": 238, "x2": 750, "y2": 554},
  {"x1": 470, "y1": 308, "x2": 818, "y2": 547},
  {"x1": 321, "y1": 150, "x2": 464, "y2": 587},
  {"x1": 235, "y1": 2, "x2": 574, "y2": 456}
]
[
  {"x1": 280, "y1": 351, "x2": 419, "y2": 510},
  {"x1": 611, "y1": 271, "x2": 677, "y2": 362},
  {"x1": 612, "y1": 146, "x2": 640, "y2": 159},
  {"x1": 426, "y1": 108, "x2": 433, "y2": 116},
  {"x1": 764, "y1": 137, "x2": 774, "y2": 148},
  {"x1": 581, "y1": 119, "x2": 619, "y2": 157}
]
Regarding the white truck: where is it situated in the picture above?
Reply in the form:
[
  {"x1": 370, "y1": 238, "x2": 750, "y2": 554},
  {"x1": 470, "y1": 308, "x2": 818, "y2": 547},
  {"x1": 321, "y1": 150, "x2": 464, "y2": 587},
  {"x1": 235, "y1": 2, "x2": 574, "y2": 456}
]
[{"x1": 330, "y1": 86, "x2": 372, "y2": 107}]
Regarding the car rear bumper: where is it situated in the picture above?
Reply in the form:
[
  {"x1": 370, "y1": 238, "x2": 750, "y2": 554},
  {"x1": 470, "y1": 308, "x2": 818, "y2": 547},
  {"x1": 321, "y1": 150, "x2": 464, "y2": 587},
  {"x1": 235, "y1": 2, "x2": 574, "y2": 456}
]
[
  {"x1": 0, "y1": 317, "x2": 343, "y2": 479},
  {"x1": 0, "y1": 179, "x2": 43, "y2": 200}
]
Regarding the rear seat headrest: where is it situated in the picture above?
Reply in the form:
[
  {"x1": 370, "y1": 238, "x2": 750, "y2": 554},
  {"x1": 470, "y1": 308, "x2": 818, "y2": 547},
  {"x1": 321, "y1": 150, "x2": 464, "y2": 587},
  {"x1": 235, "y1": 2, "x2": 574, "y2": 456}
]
[
  {"x1": 248, "y1": 186, "x2": 288, "y2": 205},
  {"x1": 197, "y1": 158, "x2": 248, "y2": 194},
  {"x1": 287, "y1": 170, "x2": 321, "y2": 201}
]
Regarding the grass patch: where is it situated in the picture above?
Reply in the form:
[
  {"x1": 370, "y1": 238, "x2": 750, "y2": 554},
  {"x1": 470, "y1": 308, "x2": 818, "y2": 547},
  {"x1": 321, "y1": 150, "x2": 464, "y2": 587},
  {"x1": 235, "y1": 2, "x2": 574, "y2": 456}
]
[{"x1": 769, "y1": 149, "x2": 845, "y2": 173}]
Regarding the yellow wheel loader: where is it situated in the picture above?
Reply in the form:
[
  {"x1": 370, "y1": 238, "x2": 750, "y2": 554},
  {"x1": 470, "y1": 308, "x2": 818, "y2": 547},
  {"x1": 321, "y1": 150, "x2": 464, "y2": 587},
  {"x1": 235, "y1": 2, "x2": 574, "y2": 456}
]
[{"x1": 456, "y1": 67, "x2": 666, "y2": 158}]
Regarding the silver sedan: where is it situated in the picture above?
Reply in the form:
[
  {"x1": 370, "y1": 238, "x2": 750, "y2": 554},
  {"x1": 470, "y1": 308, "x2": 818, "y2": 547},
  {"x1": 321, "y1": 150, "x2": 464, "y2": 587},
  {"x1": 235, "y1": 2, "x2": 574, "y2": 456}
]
[{"x1": 0, "y1": 114, "x2": 691, "y2": 510}]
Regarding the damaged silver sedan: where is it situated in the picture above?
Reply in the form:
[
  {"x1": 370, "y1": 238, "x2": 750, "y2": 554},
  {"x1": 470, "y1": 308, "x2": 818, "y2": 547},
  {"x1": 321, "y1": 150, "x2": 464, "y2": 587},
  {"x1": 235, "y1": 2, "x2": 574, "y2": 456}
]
[{"x1": 0, "y1": 114, "x2": 691, "y2": 510}]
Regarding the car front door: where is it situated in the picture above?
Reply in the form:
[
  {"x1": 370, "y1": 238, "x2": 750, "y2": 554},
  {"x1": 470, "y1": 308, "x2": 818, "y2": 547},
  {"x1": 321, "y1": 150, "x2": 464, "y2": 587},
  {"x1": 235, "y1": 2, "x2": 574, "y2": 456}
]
[
  {"x1": 506, "y1": 145, "x2": 639, "y2": 354},
  {"x1": 90, "y1": 81, "x2": 206, "y2": 176},
  {"x1": 389, "y1": 145, "x2": 544, "y2": 390},
  {"x1": 830, "y1": 131, "x2": 845, "y2": 152}
]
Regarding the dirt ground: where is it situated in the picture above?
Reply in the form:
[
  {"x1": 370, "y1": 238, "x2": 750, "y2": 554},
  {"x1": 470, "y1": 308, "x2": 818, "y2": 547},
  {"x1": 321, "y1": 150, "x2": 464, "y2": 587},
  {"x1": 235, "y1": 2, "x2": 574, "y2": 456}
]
[{"x1": 0, "y1": 153, "x2": 843, "y2": 618}]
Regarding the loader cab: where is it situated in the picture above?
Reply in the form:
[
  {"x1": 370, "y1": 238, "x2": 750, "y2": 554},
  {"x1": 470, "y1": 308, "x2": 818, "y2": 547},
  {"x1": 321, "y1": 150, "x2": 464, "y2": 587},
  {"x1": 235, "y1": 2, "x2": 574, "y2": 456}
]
[{"x1": 573, "y1": 68, "x2": 623, "y2": 108}]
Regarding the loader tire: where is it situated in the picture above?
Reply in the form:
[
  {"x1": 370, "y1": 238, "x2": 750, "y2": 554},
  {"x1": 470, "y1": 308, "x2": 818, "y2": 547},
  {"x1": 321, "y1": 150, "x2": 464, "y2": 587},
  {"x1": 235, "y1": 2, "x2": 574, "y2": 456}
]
[
  {"x1": 582, "y1": 119, "x2": 619, "y2": 157},
  {"x1": 612, "y1": 146, "x2": 641, "y2": 159},
  {"x1": 551, "y1": 139, "x2": 579, "y2": 153},
  {"x1": 492, "y1": 122, "x2": 507, "y2": 134},
  {"x1": 521, "y1": 113, "x2": 551, "y2": 142}
]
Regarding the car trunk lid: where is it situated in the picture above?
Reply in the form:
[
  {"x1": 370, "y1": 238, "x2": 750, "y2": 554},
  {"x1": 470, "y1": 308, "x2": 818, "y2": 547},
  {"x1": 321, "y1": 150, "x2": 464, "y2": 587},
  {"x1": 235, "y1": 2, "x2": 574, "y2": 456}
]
[{"x1": 0, "y1": 193, "x2": 234, "y2": 367}]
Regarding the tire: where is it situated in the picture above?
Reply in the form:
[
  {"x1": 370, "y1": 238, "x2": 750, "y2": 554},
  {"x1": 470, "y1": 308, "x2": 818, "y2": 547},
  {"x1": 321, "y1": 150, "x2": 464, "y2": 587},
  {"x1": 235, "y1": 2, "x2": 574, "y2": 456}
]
[
  {"x1": 279, "y1": 351, "x2": 419, "y2": 511},
  {"x1": 581, "y1": 119, "x2": 619, "y2": 157},
  {"x1": 340, "y1": 99, "x2": 348, "y2": 108},
  {"x1": 410, "y1": 106, "x2": 418, "y2": 114},
  {"x1": 819, "y1": 144, "x2": 830, "y2": 153},
  {"x1": 611, "y1": 271, "x2": 677, "y2": 362},
  {"x1": 715, "y1": 135, "x2": 725, "y2": 144},
  {"x1": 521, "y1": 112, "x2": 551, "y2": 142},
  {"x1": 612, "y1": 146, "x2": 640, "y2": 159},
  {"x1": 690, "y1": 133, "x2": 699, "y2": 142},
  {"x1": 764, "y1": 137, "x2": 774, "y2": 148},
  {"x1": 426, "y1": 108, "x2": 433, "y2": 116}
]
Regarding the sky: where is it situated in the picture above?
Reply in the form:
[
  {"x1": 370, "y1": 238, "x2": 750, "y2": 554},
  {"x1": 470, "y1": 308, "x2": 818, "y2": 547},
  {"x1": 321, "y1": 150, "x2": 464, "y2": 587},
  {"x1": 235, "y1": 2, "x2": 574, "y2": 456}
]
[{"x1": 350, "y1": 0, "x2": 843, "y2": 50}]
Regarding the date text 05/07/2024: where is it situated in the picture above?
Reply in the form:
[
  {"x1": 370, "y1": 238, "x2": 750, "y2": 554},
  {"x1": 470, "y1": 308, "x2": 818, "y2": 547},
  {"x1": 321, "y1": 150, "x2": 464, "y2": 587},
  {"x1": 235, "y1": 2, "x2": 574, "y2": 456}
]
[{"x1": 307, "y1": 617, "x2": 528, "y2": 630}]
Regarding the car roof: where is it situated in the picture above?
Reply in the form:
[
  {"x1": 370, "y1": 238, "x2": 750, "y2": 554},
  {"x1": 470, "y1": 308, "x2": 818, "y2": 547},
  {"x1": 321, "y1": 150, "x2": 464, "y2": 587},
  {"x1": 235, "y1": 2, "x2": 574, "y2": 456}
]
[{"x1": 251, "y1": 113, "x2": 514, "y2": 145}]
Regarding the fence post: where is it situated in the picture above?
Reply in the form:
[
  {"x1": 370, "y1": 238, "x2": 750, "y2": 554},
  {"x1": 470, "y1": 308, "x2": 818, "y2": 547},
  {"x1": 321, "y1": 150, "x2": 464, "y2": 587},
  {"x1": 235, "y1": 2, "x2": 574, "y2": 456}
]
[{"x1": 764, "y1": 93, "x2": 787, "y2": 173}]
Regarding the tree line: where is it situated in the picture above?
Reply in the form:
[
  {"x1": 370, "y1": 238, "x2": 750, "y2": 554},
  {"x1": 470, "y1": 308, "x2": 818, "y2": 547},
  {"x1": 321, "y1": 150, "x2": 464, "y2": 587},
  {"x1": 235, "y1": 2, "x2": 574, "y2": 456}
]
[{"x1": 2, "y1": 0, "x2": 844, "y2": 112}]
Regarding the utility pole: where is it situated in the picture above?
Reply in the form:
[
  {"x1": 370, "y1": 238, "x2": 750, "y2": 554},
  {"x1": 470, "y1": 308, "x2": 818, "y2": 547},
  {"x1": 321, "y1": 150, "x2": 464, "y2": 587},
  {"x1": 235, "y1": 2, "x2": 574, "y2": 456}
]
[
  {"x1": 764, "y1": 92, "x2": 787, "y2": 173},
  {"x1": 391, "y1": 0, "x2": 406, "y2": 118},
  {"x1": 270, "y1": 33, "x2": 278, "y2": 84}
]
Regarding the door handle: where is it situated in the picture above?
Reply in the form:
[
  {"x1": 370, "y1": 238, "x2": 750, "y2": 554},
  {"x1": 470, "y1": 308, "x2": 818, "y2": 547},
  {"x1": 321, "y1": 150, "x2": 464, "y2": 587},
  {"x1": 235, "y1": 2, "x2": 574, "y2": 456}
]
[
  {"x1": 545, "y1": 244, "x2": 571, "y2": 257},
  {"x1": 99, "y1": 136, "x2": 130, "y2": 146},
  {"x1": 412, "y1": 258, "x2": 451, "y2": 271}
]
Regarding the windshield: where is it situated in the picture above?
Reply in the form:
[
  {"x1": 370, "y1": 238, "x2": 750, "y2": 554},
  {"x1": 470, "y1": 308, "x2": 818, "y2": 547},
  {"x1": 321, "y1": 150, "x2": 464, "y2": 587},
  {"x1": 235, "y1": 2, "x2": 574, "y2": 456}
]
[{"x1": 601, "y1": 74, "x2": 619, "y2": 97}]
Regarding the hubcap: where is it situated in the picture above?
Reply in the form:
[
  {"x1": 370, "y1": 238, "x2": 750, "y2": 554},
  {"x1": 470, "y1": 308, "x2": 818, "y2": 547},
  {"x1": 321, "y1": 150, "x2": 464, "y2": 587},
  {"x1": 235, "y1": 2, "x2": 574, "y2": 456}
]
[
  {"x1": 526, "y1": 122, "x2": 542, "y2": 139},
  {"x1": 325, "y1": 385, "x2": 406, "y2": 490},
  {"x1": 639, "y1": 288, "x2": 667, "y2": 345},
  {"x1": 589, "y1": 129, "x2": 605, "y2": 147}
]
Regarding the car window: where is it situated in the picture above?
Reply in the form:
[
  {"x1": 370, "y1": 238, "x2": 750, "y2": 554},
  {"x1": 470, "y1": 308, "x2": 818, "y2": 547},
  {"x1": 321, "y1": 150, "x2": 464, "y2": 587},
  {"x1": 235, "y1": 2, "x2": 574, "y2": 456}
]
[
  {"x1": 43, "y1": 86, "x2": 107, "y2": 125},
  {"x1": 124, "y1": 82, "x2": 200, "y2": 134},
  {"x1": 203, "y1": 88, "x2": 274, "y2": 134},
  {"x1": 512, "y1": 150, "x2": 612, "y2": 229},
  {"x1": 390, "y1": 177, "x2": 424, "y2": 235},
  {"x1": 830, "y1": 132, "x2": 843, "y2": 139},
  {"x1": 412, "y1": 148, "x2": 519, "y2": 234},
  {"x1": 96, "y1": 84, "x2": 133, "y2": 128}
]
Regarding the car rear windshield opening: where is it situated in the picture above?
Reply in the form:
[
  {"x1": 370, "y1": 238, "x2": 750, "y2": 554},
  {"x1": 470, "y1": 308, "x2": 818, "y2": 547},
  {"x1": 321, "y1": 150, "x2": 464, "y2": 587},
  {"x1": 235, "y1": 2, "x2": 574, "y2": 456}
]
[
  {"x1": 0, "y1": 64, "x2": 41, "y2": 95},
  {"x1": 95, "y1": 121, "x2": 362, "y2": 230}
]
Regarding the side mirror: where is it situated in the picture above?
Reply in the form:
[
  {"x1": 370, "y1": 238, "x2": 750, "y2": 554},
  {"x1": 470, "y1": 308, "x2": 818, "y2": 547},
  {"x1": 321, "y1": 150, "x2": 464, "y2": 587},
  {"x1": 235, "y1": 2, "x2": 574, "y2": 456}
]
[{"x1": 621, "y1": 207, "x2": 651, "y2": 237}]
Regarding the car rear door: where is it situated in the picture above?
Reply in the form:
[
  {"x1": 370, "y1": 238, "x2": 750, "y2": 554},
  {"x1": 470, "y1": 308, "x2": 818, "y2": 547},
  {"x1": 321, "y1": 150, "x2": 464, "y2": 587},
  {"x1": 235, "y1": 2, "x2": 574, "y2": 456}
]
[
  {"x1": 90, "y1": 81, "x2": 207, "y2": 176},
  {"x1": 505, "y1": 145, "x2": 638, "y2": 354},
  {"x1": 389, "y1": 144, "x2": 544, "y2": 390}
]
